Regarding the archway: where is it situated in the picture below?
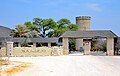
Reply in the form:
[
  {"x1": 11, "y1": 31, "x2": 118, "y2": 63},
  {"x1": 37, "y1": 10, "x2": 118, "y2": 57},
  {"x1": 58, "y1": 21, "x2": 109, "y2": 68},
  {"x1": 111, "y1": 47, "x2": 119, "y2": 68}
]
[
  {"x1": 61, "y1": 30, "x2": 117, "y2": 56},
  {"x1": 90, "y1": 37, "x2": 107, "y2": 56}
]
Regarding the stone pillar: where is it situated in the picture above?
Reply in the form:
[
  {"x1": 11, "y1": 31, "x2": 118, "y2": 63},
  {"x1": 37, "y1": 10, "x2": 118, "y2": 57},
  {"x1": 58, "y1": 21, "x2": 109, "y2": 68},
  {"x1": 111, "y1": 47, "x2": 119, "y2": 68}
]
[
  {"x1": 84, "y1": 41, "x2": 91, "y2": 55},
  {"x1": 107, "y1": 38, "x2": 114, "y2": 56},
  {"x1": 48, "y1": 43, "x2": 51, "y2": 48},
  {"x1": 18, "y1": 43, "x2": 21, "y2": 47},
  {"x1": 76, "y1": 38, "x2": 83, "y2": 51},
  {"x1": 6, "y1": 42, "x2": 13, "y2": 57},
  {"x1": 33, "y1": 43, "x2": 36, "y2": 47},
  {"x1": 63, "y1": 38, "x2": 69, "y2": 55}
]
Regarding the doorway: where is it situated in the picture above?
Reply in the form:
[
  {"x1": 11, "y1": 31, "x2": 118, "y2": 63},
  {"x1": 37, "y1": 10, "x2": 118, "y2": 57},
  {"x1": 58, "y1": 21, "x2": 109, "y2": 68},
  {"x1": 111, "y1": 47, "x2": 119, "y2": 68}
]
[{"x1": 91, "y1": 38, "x2": 107, "y2": 56}]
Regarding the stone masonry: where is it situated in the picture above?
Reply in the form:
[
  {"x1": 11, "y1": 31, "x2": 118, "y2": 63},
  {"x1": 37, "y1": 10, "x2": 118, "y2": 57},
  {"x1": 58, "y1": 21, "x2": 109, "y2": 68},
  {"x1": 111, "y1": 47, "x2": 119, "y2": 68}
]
[{"x1": 76, "y1": 16, "x2": 91, "y2": 53}]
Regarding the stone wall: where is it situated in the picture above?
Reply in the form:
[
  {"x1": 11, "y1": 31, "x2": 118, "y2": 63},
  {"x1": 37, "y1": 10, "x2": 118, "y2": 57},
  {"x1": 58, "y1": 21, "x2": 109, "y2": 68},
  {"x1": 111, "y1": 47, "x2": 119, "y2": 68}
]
[
  {"x1": 0, "y1": 46, "x2": 63, "y2": 57},
  {"x1": 0, "y1": 47, "x2": 6, "y2": 57}
]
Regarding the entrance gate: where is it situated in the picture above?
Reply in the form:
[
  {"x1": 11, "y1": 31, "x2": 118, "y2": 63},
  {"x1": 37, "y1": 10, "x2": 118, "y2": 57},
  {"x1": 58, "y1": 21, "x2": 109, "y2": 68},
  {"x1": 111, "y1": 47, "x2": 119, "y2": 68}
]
[{"x1": 61, "y1": 30, "x2": 117, "y2": 56}]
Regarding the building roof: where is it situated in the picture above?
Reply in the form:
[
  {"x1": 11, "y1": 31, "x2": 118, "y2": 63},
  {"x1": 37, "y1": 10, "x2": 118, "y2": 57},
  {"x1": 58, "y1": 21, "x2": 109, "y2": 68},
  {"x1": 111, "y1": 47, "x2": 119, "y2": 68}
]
[
  {"x1": 117, "y1": 37, "x2": 120, "y2": 42},
  {"x1": 0, "y1": 26, "x2": 12, "y2": 37},
  {"x1": 0, "y1": 37, "x2": 12, "y2": 42},
  {"x1": 12, "y1": 37, "x2": 58, "y2": 43},
  {"x1": 0, "y1": 26, "x2": 58, "y2": 43},
  {"x1": 61, "y1": 30, "x2": 118, "y2": 38}
]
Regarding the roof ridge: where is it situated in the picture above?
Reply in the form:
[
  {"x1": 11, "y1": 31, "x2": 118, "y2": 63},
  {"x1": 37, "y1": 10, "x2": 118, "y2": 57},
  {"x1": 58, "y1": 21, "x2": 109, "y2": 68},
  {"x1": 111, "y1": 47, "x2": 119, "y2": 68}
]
[
  {"x1": 0, "y1": 25, "x2": 12, "y2": 30},
  {"x1": 77, "y1": 30, "x2": 112, "y2": 31}
]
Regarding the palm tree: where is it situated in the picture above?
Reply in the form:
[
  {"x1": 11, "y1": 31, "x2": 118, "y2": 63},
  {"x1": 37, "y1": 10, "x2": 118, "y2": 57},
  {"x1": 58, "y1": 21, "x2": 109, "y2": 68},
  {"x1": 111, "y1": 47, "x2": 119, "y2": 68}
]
[
  {"x1": 11, "y1": 24, "x2": 28, "y2": 37},
  {"x1": 11, "y1": 22, "x2": 40, "y2": 38}
]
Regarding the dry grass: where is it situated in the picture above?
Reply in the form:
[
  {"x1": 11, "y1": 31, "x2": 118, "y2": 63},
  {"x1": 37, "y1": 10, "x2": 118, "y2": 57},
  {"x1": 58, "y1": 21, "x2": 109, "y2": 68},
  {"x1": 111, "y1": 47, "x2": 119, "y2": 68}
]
[
  {"x1": 0, "y1": 59, "x2": 8, "y2": 66},
  {"x1": 3, "y1": 64, "x2": 30, "y2": 74},
  {"x1": 2, "y1": 63, "x2": 31, "y2": 75}
]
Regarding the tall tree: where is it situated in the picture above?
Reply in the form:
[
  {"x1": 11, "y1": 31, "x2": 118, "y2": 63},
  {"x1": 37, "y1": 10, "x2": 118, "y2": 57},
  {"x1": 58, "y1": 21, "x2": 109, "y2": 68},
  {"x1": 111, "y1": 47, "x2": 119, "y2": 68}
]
[
  {"x1": 11, "y1": 24, "x2": 28, "y2": 37},
  {"x1": 67, "y1": 24, "x2": 79, "y2": 31},
  {"x1": 11, "y1": 18, "x2": 79, "y2": 38},
  {"x1": 48, "y1": 18, "x2": 79, "y2": 37},
  {"x1": 24, "y1": 22, "x2": 40, "y2": 37},
  {"x1": 33, "y1": 18, "x2": 56, "y2": 38}
]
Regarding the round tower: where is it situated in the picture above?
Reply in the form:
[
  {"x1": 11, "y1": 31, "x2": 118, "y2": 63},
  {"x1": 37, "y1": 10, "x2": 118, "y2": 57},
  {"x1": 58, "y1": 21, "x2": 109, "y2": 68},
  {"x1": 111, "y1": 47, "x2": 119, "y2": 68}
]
[{"x1": 76, "y1": 16, "x2": 91, "y2": 30}]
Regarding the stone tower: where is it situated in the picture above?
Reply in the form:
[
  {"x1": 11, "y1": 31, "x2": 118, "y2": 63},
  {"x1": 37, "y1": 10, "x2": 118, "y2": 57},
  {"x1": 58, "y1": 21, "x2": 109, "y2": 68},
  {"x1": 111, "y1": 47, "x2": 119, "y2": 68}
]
[
  {"x1": 76, "y1": 16, "x2": 91, "y2": 51},
  {"x1": 76, "y1": 16, "x2": 91, "y2": 30}
]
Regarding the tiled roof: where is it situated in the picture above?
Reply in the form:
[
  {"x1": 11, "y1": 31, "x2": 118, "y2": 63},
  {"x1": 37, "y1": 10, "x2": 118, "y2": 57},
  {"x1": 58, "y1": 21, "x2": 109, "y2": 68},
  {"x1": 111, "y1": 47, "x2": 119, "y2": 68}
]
[
  {"x1": 12, "y1": 37, "x2": 58, "y2": 43},
  {"x1": 0, "y1": 26, "x2": 12, "y2": 37},
  {"x1": 117, "y1": 37, "x2": 120, "y2": 42},
  {"x1": 0, "y1": 26, "x2": 58, "y2": 43},
  {"x1": 61, "y1": 30, "x2": 118, "y2": 38},
  {"x1": 0, "y1": 37, "x2": 12, "y2": 42}
]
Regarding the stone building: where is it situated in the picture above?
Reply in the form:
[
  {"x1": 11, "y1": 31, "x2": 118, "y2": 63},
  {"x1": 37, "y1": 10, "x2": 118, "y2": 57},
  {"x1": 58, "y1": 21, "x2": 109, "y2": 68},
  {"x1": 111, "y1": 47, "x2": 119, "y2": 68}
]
[
  {"x1": 0, "y1": 26, "x2": 58, "y2": 47},
  {"x1": 61, "y1": 30, "x2": 118, "y2": 55},
  {"x1": 76, "y1": 16, "x2": 91, "y2": 51},
  {"x1": 0, "y1": 16, "x2": 119, "y2": 56},
  {"x1": 0, "y1": 26, "x2": 58, "y2": 56},
  {"x1": 76, "y1": 16, "x2": 91, "y2": 30},
  {"x1": 61, "y1": 16, "x2": 119, "y2": 56}
]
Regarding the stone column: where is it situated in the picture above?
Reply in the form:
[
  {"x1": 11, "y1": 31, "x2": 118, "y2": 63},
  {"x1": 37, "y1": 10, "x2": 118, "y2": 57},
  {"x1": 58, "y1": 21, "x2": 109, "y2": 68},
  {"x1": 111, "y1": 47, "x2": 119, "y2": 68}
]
[
  {"x1": 76, "y1": 38, "x2": 83, "y2": 51},
  {"x1": 84, "y1": 41, "x2": 91, "y2": 55},
  {"x1": 6, "y1": 42, "x2": 13, "y2": 57},
  {"x1": 107, "y1": 38, "x2": 114, "y2": 56},
  {"x1": 48, "y1": 43, "x2": 51, "y2": 48},
  {"x1": 63, "y1": 38, "x2": 69, "y2": 55},
  {"x1": 33, "y1": 43, "x2": 36, "y2": 47},
  {"x1": 18, "y1": 43, "x2": 21, "y2": 47}
]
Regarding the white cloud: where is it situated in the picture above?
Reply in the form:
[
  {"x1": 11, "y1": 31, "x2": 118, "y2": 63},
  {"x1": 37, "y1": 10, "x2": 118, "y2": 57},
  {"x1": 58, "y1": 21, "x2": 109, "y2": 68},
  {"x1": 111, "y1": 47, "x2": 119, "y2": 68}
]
[{"x1": 87, "y1": 3, "x2": 102, "y2": 12}]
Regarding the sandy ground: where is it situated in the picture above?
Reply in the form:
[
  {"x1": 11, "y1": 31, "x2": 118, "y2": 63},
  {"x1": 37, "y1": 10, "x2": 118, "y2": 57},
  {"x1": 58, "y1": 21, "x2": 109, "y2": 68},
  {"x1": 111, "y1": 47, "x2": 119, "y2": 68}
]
[{"x1": 1, "y1": 55, "x2": 120, "y2": 76}]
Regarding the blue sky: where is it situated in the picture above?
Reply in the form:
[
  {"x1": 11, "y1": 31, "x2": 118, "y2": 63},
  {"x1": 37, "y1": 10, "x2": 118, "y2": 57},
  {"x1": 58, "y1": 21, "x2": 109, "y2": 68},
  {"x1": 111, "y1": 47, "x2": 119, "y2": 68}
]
[{"x1": 0, "y1": 0, "x2": 120, "y2": 36}]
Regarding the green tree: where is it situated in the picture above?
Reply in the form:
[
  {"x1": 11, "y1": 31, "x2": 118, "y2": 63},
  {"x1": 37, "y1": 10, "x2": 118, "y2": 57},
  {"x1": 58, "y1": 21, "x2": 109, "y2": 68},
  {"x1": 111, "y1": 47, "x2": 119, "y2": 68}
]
[
  {"x1": 67, "y1": 24, "x2": 79, "y2": 31},
  {"x1": 91, "y1": 39, "x2": 107, "y2": 52},
  {"x1": 11, "y1": 18, "x2": 79, "y2": 38},
  {"x1": 33, "y1": 18, "x2": 56, "y2": 38},
  {"x1": 11, "y1": 22, "x2": 39, "y2": 38},
  {"x1": 11, "y1": 24, "x2": 28, "y2": 37},
  {"x1": 48, "y1": 18, "x2": 79, "y2": 37},
  {"x1": 24, "y1": 22, "x2": 40, "y2": 37}
]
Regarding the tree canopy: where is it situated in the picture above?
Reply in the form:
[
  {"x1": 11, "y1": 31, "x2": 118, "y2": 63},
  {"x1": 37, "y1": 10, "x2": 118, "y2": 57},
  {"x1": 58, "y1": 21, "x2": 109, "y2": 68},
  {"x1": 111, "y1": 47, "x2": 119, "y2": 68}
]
[{"x1": 11, "y1": 17, "x2": 79, "y2": 38}]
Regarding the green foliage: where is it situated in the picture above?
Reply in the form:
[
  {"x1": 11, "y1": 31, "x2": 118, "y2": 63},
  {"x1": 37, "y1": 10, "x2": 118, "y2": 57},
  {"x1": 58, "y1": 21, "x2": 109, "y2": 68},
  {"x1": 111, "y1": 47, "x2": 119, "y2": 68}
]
[
  {"x1": 69, "y1": 39, "x2": 76, "y2": 51},
  {"x1": 91, "y1": 39, "x2": 106, "y2": 52},
  {"x1": 11, "y1": 22, "x2": 40, "y2": 38},
  {"x1": 24, "y1": 22, "x2": 33, "y2": 30},
  {"x1": 33, "y1": 18, "x2": 56, "y2": 37},
  {"x1": 11, "y1": 17, "x2": 79, "y2": 50},
  {"x1": 67, "y1": 24, "x2": 79, "y2": 31},
  {"x1": 12, "y1": 17, "x2": 79, "y2": 38},
  {"x1": 48, "y1": 18, "x2": 79, "y2": 37},
  {"x1": 57, "y1": 18, "x2": 70, "y2": 27},
  {"x1": 11, "y1": 24, "x2": 28, "y2": 37},
  {"x1": 25, "y1": 22, "x2": 40, "y2": 37}
]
